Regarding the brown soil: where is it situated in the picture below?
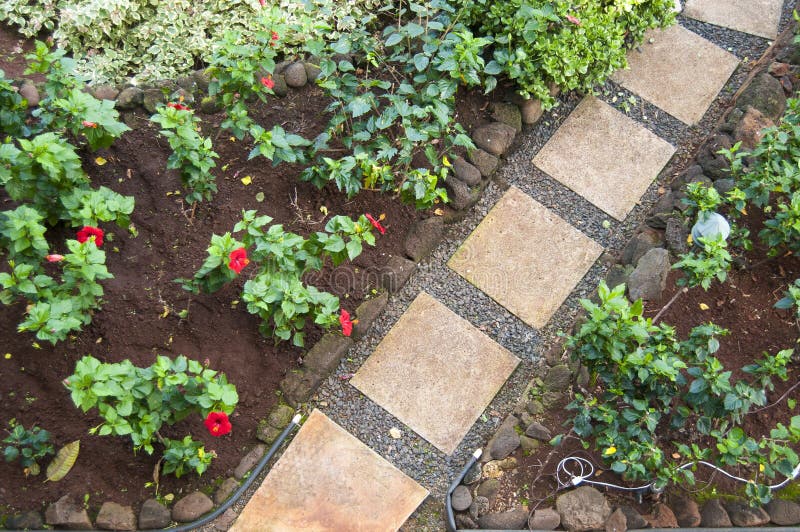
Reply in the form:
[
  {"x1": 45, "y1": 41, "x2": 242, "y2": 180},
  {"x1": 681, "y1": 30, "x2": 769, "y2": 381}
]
[{"x1": 0, "y1": 28, "x2": 432, "y2": 516}]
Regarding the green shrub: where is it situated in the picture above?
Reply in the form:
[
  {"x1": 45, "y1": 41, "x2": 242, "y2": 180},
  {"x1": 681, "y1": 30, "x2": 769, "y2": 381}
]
[
  {"x1": 455, "y1": 0, "x2": 675, "y2": 106},
  {"x1": 0, "y1": 42, "x2": 134, "y2": 344},
  {"x1": 721, "y1": 98, "x2": 800, "y2": 257},
  {"x1": 1, "y1": 0, "x2": 389, "y2": 84},
  {"x1": 67, "y1": 354, "x2": 238, "y2": 477},
  {"x1": 565, "y1": 282, "x2": 799, "y2": 503},
  {"x1": 179, "y1": 209, "x2": 378, "y2": 346},
  {"x1": 3, "y1": 422, "x2": 55, "y2": 476}
]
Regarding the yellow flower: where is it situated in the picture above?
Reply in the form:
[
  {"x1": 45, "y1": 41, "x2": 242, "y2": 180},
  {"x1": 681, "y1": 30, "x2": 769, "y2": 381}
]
[
  {"x1": 603, "y1": 446, "x2": 617, "y2": 456},
  {"x1": 442, "y1": 156, "x2": 452, "y2": 168}
]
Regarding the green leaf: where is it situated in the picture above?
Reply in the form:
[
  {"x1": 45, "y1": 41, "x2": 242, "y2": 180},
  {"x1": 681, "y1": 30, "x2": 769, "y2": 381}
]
[{"x1": 385, "y1": 33, "x2": 403, "y2": 47}]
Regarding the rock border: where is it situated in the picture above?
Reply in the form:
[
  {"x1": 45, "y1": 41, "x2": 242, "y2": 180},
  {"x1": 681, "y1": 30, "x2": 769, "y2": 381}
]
[{"x1": 452, "y1": 32, "x2": 800, "y2": 532}]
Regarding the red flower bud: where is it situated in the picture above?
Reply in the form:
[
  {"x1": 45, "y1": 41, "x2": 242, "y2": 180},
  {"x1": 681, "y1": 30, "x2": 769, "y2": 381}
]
[
  {"x1": 260, "y1": 76, "x2": 275, "y2": 90},
  {"x1": 339, "y1": 309, "x2": 353, "y2": 337},
  {"x1": 81, "y1": 120, "x2": 98, "y2": 128},
  {"x1": 46, "y1": 254, "x2": 65, "y2": 263},
  {"x1": 365, "y1": 213, "x2": 386, "y2": 235},
  {"x1": 167, "y1": 102, "x2": 190, "y2": 111}
]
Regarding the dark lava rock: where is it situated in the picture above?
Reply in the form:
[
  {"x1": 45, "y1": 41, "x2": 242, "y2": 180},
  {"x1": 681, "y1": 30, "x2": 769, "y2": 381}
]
[
  {"x1": 453, "y1": 156, "x2": 482, "y2": 186},
  {"x1": 45, "y1": 495, "x2": 93, "y2": 530},
  {"x1": 700, "y1": 499, "x2": 732, "y2": 528},
  {"x1": 353, "y1": 291, "x2": 389, "y2": 339},
  {"x1": 478, "y1": 508, "x2": 529, "y2": 530},
  {"x1": 472, "y1": 122, "x2": 516, "y2": 156},
  {"x1": 139, "y1": 499, "x2": 171, "y2": 529},
  {"x1": 172, "y1": 492, "x2": 214, "y2": 522},
  {"x1": 404, "y1": 217, "x2": 444, "y2": 261},
  {"x1": 380, "y1": 255, "x2": 416, "y2": 293},
  {"x1": 451, "y1": 485, "x2": 473, "y2": 512},
  {"x1": 724, "y1": 500, "x2": 770, "y2": 527},
  {"x1": 765, "y1": 498, "x2": 800, "y2": 525},
  {"x1": 6, "y1": 511, "x2": 44, "y2": 530},
  {"x1": 468, "y1": 148, "x2": 500, "y2": 177},
  {"x1": 736, "y1": 73, "x2": 787, "y2": 121},
  {"x1": 96, "y1": 502, "x2": 136, "y2": 531}
]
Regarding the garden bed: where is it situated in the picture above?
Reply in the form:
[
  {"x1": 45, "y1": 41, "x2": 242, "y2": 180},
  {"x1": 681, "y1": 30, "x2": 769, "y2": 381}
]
[{"x1": 0, "y1": 25, "x2": 428, "y2": 514}]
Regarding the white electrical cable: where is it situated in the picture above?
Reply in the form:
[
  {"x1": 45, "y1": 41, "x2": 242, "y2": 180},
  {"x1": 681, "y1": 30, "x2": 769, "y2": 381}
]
[{"x1": 556, "y1": 455, "x2": 800, "y2": 492}]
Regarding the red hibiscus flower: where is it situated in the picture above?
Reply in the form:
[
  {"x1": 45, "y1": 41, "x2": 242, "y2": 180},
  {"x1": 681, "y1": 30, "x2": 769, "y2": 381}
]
[
  {"x1": 228, "y1": 247, "x2": 250, "y2": 274},
  {"x1": 76, "y1": 226, "x2": 104, "y2": 247},
  {"x1": 261, "y1": 76, "x2": 275, "y2": 90},
  {"x1": 81, "y1": 120, "x2": 98, "y2": 128},
  {"x1": 365, "y1": 213, "x2": 386, "y2": 235},
  {"x1": 204, "y1": 412, "x2": 232, "y2": 437},
  {"x1": 259, "y1": 0, "x2": 265, "y2": 5},
  {"x1": 45, "y1": 254, "x2": 65, "y2": 263},
  {"x1": 566, "y1": 14, "x2": 581, "y2": 25},
  {"x1": 340, "y1": 309, "x2": 353, "y2": 337},
  {"x1": 167, "y1": 102, "x2": 190, "y2": 111}
]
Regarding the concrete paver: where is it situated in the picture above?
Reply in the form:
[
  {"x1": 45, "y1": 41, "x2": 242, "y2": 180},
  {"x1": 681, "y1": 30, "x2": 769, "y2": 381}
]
[
  {"x1": 350, "y1": 292, "x2": 520, "y2": 455},
  {"x1": 231, "y1": 409, "x2": 428, "y2": 532},
  {"x1": 533, "y1": 96, "x2": 675, "y2": 220},
  {"x1": 611, "y1": 24, "x2": 739, "y2": 125},
  {"x1": 684, "y1": 0, "x2": 783, "y2": 39},
  {"x1": 448, "y1": 187, "x2": 603, "y2": 329}
]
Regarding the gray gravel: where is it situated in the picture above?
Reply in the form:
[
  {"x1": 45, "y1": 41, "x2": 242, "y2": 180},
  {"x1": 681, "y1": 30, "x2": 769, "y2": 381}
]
[{"x1": 218, "y1": 2, "x2": 797, "y2": 530}]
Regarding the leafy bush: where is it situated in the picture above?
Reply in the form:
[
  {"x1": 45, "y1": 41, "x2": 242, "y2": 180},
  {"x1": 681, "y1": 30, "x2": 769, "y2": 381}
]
[
  {"x1": 297, "y1": 0, "x2": 482, "y2": 206},
  {"x1": 179, "y1": 209, "x2": 378, "y2": 346},
  {"x1": 455, "y1": 0, "x2": 676, "y2": 107},
  {"x1": 66, "y1": 354, "x2": 238, "y2": 477},
  {"x1": 0, "y1": 0, "x2": 388, "y2": 84},
  {"x1": 673, "y1": 234, "x2": 731, "y2": 290},
  {"x1": 3, "y1": 422, "x2": 55, "y2": 476},
  {"x1": 775, "y1": 279, "x2": 800, "y2": 320},
  {"x1": 721, "y1": 98, "x2": 800, "y2": 256},
  {"x1": 0, "y1": 69, "x2": 31, "y2": 137},
  {"x1": 150, "y1": 103, "x2": 219, "y2": 204},
  {"x1": 566, "y1": 282, "x2": 799, "y2": 502},
  {"x1": 0, "y1": 43, "x2": 134, "y2": 344}
]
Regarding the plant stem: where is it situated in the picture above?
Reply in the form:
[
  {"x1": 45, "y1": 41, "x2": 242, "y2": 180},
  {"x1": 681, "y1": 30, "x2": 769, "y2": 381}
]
[
  {"x1": 750, "y1": 380, "x2": 800, "y2": 414},
  {"x1": 652, "y1": 287, "x2": 688, "y2": 324}
]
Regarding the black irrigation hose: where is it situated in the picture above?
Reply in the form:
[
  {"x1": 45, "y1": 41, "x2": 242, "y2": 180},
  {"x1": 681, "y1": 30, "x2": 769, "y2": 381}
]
[
  {"x1": 8, "y1": 415, "x2": 302, "y2": 532},
  {"x1": 446, "y1": 449, "x2": 481, "y2": 532},
  {"x1": 445, "y1": 449, "x2": 798, "y2": 532}
]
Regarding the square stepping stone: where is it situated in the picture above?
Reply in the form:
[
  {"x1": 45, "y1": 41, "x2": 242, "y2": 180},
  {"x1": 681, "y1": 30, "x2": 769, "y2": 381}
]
[
  {"x1": 350, "y1": 292, "x2": 519, "y2": 455},
  {"x1": 230, "y1": 409, "x2": 428, "y2": 532},
  {"x1": 448, "y1": 187, "x2": 603, "y2": 329},
  {"x1": 684, "y1": 0, "x2": 783, "y2": 39},
  {"x1": 611, "y1": 24, "x2": 739, "y2": 125},
  {"x1": 533, "y1": 96, "x2": 675, "y2": 220}
]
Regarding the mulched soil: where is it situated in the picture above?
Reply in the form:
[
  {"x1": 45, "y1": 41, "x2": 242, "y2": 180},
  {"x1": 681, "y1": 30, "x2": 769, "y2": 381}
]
[{"x1": 0, "y1": 26, "x2": 435, "y2": 516}]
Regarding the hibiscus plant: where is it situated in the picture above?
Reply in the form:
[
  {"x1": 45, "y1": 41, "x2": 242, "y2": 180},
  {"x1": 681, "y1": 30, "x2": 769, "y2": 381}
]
[
  {"x1": 66, "y1": 354, "x2": 238, "y2": 478},
  {"x1": 0, "y1": 43, "x2": 135, "y2": 344},
  {"x1": 178, "y1": 209, "x2": 383, "y2": 346}
]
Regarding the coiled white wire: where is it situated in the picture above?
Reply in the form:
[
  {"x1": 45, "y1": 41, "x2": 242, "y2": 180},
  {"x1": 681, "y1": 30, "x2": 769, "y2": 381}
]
[{"x1": 556, "y1": 455, "x2": 800, "y2": 492}]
